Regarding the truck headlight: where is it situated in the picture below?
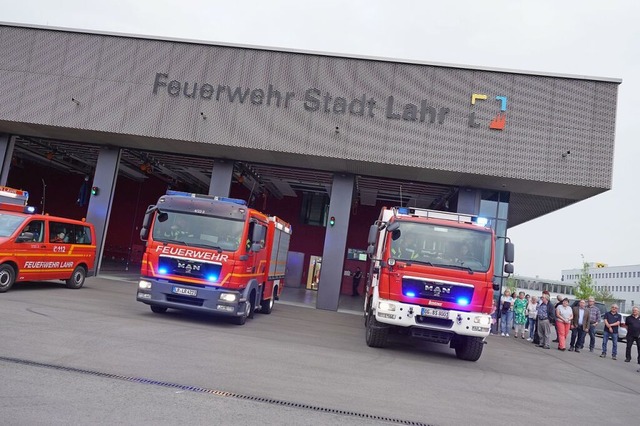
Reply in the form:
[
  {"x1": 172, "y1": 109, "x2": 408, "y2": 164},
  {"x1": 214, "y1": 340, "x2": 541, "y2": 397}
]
[
  {"x1": 474, "y1": 316, "x2": 491, "y2": 326},
  {"x1": 378, "y1": 301, "x2": 396, "y2": 312},
  {"x1": 220, "y1": 293, "x2": 238, "y2": 302},
  {"x1": 138, "y1": 280, "x2": 152, "y2": 290}
]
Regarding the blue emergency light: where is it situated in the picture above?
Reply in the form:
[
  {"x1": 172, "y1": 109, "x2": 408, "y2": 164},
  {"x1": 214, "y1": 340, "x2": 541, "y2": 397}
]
[
  {"x1": 166, "y1": 190, "x2": 247, "y2": 206},
  {"x1": 457, "y1": 297, "x2": 470, "y2": 306}
]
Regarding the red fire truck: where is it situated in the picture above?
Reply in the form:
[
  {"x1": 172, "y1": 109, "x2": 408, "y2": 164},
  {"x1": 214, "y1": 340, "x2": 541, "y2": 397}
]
[
  {"x1": 0, "y1": 186, "x2": 96, "y2": 293},
  {"x1": 136, "y1": 191, "x2": 292, "y2": 325},
  {"x1": 364, "y1": 206, "x2": 514, "y2": 361}
]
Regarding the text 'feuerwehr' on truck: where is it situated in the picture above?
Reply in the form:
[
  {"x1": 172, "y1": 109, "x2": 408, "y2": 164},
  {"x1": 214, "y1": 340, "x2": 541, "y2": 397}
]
[
  {"x1": 364, "y1": 206, "x2": 514, "y2": 361},
  {"x1": 136, "y1": 191, "x2": 292, "y2": 325}
]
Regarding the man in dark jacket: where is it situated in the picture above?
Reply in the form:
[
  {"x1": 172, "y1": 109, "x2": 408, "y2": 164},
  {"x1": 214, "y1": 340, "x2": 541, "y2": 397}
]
[
  {"x1": 624, "y1": 306, "x2": 640, "y2": 363},
  {"x1": 552, "y1": 294, "x2": 563, "y2": 342},
  {"x1": 600, "y1": 304, "x2": 622, "y2": 360},
  {"x1": 569, "y1": 299, "x2": 590, "y2": 352}
]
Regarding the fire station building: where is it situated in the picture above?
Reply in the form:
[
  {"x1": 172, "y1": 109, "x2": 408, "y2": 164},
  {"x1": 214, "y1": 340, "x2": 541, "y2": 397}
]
[{"x1": 0, "y1": 23, "x2": 621, "y2": 310}]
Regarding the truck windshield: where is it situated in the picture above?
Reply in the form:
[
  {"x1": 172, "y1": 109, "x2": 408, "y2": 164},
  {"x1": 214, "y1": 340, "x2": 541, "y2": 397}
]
[
  {"x1": 389, "y1": 221, "x2": 492, "y2": 272},
  {"x1": 0, "y1": 213, "x2": 27, "y2": 237},
  {"x1": 152, "y1": 212, "x2": 245, "y2": 252}
]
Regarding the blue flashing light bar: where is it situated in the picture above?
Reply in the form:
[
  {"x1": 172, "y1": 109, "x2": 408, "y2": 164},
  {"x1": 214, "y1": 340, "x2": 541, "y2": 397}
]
[
  {"x1": 405, "y1": 291, "x2": 416, "y2": 297},
  {"x1": 158, "y1": 267, "x2": 168, "y2": 275},
  {"x1": 397, "y1": 207, "x2": 409, "y2": 215},
  {"x1": 24, "y1": 206, "x2": 36, "y2": 214},
  {"x1": 165, "y1": 190, "x2": 247, "y2": 206},
  {"x1": 457, "y1": 297, "x2": 470, "y2": 306},
  {"x1": 473, "y1": 217, "x2": 489, "y2": 227},
  {"x1": 207, "y1": 275, "x2": 218, "y2": 282}
]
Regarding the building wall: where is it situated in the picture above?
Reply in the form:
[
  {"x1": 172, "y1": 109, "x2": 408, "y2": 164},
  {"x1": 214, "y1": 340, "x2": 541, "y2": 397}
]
[
  {"x1": 562, "y1": 265, "x2": 640, "y2": 312},
  {"x1": 0, "y1": 24, "x2": 619, "y2": 202}
]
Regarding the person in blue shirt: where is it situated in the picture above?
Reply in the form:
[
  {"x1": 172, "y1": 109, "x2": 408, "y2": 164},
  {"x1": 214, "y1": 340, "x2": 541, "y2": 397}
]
[{"x1": 600, "y1": 304, "x2": 622, "y2": 360}]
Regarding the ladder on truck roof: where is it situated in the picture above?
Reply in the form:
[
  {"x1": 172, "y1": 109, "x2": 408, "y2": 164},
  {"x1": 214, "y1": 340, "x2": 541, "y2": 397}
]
[
  {"x1": 0, "y1": 186, "x2": 29, "y2": 212},
  {"x1": 393, "y1": 206, "x2": 479, "y2": 225}
]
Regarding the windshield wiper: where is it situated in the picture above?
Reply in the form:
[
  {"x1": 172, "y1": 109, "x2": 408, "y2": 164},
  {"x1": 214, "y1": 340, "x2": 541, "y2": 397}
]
[
  {"x1": 160, "y1": 238, "x2": 190, "y2": 246},
  {"x1": 437, "y1": 263, "x2": 475, "y2": 274},
  {"x1": 189, "y1": 243, "x2": 223, "y2": 253},
  {"x1": 404, "y1": 259, "x2": 433, "y2": 267}
]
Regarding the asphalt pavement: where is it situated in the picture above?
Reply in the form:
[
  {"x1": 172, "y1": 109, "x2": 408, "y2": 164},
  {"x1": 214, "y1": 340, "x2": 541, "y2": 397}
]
[{"x1": 1, "y1": 275, "x2": 638, "y2": 426}]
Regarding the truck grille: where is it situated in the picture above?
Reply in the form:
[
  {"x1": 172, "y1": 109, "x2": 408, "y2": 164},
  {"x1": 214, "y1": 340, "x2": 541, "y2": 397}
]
[
  {"x1": 410, "y1": 328, "x2": 453, "y2": 344},
  {"x1": 158, "y1": 256, "x2": 222, "y2": 281},
  {"x1": 402, "y1": 278, "x2": 474, "y2": 304},
  {"x1": 166, "y1": 294, "x2": 204, "y2": 306}
]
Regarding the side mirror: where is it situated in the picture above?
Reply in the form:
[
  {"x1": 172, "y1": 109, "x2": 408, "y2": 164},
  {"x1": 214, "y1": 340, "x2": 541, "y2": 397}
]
[
  {"x1": 366, "y1": 244, "x2": 375, "y2": 255},
  {"x1": 16, "y1": 233, "x2": 33, "y2": 243},
  {"x1": 504, "y1": 263, "x2": 514, "y2": 274},
  {"x1": 252, "y1": 225, "x2": 266, "y2": 242},
  {"x1": 387, "y1": 222, "x2": 400, "y2": 232},
  {"x1": 367, "y1": 225, "x2": 378, "y2": 245},
  {"x1": 504, "y1": 242, "x2": 515, "y2": 264},
  {"x1": 157, "y1": 212, "x2": 168, "y2": 223},
  {"x1": 140, "y1": 228, "x2": 149, "y2": 241},
  {"x1": 250, "y1": 242, "x2": 262, "y2": 252}
]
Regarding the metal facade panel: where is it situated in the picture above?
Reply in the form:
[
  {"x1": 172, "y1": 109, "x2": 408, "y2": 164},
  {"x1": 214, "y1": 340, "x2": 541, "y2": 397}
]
[
  {"x1": 88, "y1": 80, "x2": 130, "y2": 133},
  {"x1": 122, "y1": 83, "x2": 164, "y2": 137},
  {"x1": 52, "y1": 76, "x2": 96, "y2": 129},
  {"x1": 28, "y1": 30, "x2": 68, "y2": 75},
  {"x1": 0, "y1": 71, "x2": 25, "y2": 120},
  {"x1": 0, "y1": 27, "x2": 35, "y2": 72},
  {"x1": 130, "y1": 39, "x2": 174, "y2": 84},
  {"x1": 61, "y1": 33, "x2": 103, "y2": 79},
  {"x1": 96, "y1": 36, "x2": 139, "y2": 82},
  {"x1": 19, "y1": 73, "x2": 60, "y2": 125}
]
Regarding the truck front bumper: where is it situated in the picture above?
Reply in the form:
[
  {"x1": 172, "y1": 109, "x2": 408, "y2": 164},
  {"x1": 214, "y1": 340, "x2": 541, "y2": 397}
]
[
  {"x1": 374, "y1": 298, "x2": 491, "y2": 339},
  {"x1": 136, "y1": 278, "x2": 247, "y2": 318}
]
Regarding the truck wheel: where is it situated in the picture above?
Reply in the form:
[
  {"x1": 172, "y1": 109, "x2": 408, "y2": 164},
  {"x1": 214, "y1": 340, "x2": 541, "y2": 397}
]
[
  {"x1": 454, "y1": 336, "x2": 484, "y2": 361},
  {"x1": 65, "y1": 266, "x2": 86, "y2": 289},
  {"x1": 365, "y1": 309, "x2": 388, "y2": 348},
  {"x1": 260, "y1": 286, "x2": 276, "y2": 314},
  {"x1": 0, "y1": 264, "x2": 16, "y2": 293},
  {"x1": 232, "y1": 300, "x2": 252, "y2": 325},
  {"x1": 150, "y1": 305, "x2": 167, "y2": 313}
]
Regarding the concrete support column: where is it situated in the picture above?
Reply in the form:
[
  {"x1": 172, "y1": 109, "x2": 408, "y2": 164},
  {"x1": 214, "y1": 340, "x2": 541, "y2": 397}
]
[
  {"x1": 0, "y1": 133, "x2": 15, "y2": 186},
  {"x1": 317, "y1": 174, "x2": 355, "y2": 311},
  {"x1": 86, "y1": 146, "x2": 122, "y2": 274},
  {"x1": 209, "y1": 160, "x2": 234, "y2": 197}
]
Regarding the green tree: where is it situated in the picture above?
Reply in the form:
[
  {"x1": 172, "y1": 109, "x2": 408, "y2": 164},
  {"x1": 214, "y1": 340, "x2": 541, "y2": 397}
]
[
  {"x1": 573, "y1": 261, "x2": 595, "y2": 300},
  {"x1": 594, "y1": 288, "x2": 615, "y2": 304},
  {"x1": 506, "y1": 276, "x2": 517, "y2": 295}
]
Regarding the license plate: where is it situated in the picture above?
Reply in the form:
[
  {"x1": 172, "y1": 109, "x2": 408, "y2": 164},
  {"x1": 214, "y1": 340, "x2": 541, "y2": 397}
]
[
  {"x1": 421, "y1": 307, "x2": 449, "y2": 319},
  {"x1": 172, "y1": 286, "x2": 197, "y2": 297}
]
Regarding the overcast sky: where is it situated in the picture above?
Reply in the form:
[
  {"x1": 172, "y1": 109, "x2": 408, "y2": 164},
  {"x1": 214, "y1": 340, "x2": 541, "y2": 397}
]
[{"x1": 3, "y1": 0, "x2": 639, "y2": 279}]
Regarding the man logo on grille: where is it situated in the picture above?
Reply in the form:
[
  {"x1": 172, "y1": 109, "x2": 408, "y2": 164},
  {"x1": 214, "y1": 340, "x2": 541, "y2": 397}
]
[
  {"x1": 425, "y1": 285, "x2": 451, "y2": 296},
  {"x1": 177, "y1": 261, "x2": 201, "y2": 273}
]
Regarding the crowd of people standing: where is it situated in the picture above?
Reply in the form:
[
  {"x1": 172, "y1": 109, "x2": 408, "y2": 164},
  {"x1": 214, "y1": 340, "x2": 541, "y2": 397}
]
[{"x1": 491, "y1": 289, "x2": 640, "y2": 368}]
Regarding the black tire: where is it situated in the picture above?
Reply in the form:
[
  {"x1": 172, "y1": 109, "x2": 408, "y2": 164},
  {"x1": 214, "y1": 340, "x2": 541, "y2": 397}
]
[
  {"x1": 260, "y1": 285, "x2": 276, "y2": 314},
  {"x1": 454, "y1": 336, "x2": 484, "y2": 361},
  {"x1": 0, "y1": 264, "x2": 16, "y2": 293},
  {"x1": 232, "y1": 300, "x2": 252, "y2": 325},
  {"x1": 65, "y1": 265, "x2": 86, "y2": 289},
  {"x1": 150, "y1": 305, "x2": 167, "y2": 313},
  {"x1": 365, "y1": 309, "x2": 388, "y2": 348}
]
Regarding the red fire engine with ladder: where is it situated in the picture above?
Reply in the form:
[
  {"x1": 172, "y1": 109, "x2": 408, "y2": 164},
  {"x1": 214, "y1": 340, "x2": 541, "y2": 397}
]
[
  {"x1": 364, "y1": 206, "x2": 514, "y2": 361},
  {"x1": 136, "y1": 191, "x2": 292, "y2": 325}
]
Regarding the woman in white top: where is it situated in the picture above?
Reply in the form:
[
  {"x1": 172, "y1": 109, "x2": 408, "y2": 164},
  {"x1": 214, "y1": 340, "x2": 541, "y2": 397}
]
[
  {"x1": 555, "y1": 298, "x2": 574, "y2": 351},
  {"x1": 526, "y1": 296, "x2": 538, "y2": 341},
  {"x1": 500, "y1": 289, "x2": 514, "y2": 337}
]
